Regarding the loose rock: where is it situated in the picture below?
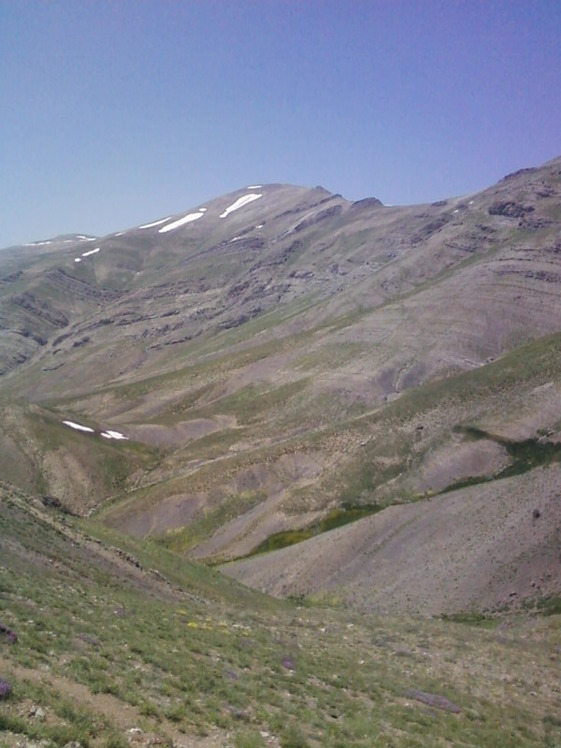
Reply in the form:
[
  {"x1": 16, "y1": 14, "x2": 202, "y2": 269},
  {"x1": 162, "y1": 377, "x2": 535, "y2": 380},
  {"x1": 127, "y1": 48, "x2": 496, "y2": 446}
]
[
  {"x1": 0, "y1": 677, "x2": 12, "y2": 698},
  {"x1": 406, "y1": 689, "x2": 461, "y2": 713},
  {"x1": 0, "y1": 623, "x2": 17, "y2": 643},
  {"x1": 282, "y1": 656, "x2": 296, "y2": 670}
]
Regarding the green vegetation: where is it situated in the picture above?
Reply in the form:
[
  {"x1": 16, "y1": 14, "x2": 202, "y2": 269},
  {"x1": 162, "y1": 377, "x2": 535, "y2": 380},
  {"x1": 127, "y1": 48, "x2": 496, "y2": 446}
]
[
  {"x1": 247, "y1": 504, "x2": 383, "y2": 556},
  {"x1": 440, "y1": 611, "x2": 496, "y2": 627},
  {"x1": 441, "y1": 426, "x2": 561, "y2": 494},
  {"x1": 381, "y1": 330, "x2": 561, "y2": 425},
  {"x1": 295, "y1": 341, "x2": 367, "y2": 371},
  {"x1": 536, "y1": 595, "x2": 561, "y2": 617},
  {"x1": 2, "y1": 485, "x2": 560, "y2": 747},
  {"x1": 189, "y1": 379, "x2": 309, "y2": 426},
  {"x1": 162, "y1": 490, "x2": 267, "y2": 554}
]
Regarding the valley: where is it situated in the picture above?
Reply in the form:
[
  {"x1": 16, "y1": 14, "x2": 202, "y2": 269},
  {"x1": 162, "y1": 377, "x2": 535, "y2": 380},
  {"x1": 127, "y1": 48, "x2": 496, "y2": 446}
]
[{"x1": 1, "y1": 158, "x2": 561, "y2": 746}]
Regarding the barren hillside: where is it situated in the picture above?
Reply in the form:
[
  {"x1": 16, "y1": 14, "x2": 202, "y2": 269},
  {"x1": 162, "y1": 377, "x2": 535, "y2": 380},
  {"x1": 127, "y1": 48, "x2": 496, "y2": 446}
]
[{"x1": 1, "y1": 157, "x2": 561, "y2": 616}]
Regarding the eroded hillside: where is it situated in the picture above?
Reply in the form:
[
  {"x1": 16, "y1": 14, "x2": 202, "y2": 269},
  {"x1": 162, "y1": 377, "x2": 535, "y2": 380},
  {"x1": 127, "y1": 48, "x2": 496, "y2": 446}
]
[{"x1": 1, "y1": 157, "x2": 561, "y2": 616}]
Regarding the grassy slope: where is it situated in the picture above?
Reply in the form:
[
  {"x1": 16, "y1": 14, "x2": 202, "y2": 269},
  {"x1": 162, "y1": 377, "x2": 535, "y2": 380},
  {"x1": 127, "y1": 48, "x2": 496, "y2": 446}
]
[{"x1": 1, "y1": 484, "x2": 561, "y2": 748}]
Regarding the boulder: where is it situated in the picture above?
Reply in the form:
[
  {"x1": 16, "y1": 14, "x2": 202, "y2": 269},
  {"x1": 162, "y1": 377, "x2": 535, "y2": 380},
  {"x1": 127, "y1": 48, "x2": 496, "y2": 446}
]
[{"x1": 0, "y1": 677, "x2": 12, "y2": 698}]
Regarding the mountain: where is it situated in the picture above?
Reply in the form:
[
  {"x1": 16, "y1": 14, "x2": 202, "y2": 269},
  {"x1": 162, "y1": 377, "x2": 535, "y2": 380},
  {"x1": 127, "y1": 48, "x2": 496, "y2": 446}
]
[
  {"x1": 2, "y1": 159, "x2": 561, "y2": 748},
  {"x1": 1, "y1": 158, "x2": 561, "y2": 618}
]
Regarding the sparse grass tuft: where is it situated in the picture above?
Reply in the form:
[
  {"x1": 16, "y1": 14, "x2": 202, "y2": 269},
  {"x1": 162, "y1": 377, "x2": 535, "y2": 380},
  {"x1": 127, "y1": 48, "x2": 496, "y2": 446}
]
[
  {"x1": 536, "y1": 595, "x2": 561, "y2": 616},
  {"x1": 280, "y1": 722, "x2": 311, "y2": 748},
  {"x1": 234, "y1": 728, "x2": 267, "y2": 748},
  {"x1": 440, "y1": 611, "x2": 496, "y2": 627}
]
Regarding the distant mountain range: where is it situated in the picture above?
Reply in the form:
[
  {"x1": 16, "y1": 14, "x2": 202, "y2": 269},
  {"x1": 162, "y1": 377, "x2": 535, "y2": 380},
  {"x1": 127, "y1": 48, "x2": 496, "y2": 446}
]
[{"x1": 2, "y1": 156, "x2": 561, "y2": 616}]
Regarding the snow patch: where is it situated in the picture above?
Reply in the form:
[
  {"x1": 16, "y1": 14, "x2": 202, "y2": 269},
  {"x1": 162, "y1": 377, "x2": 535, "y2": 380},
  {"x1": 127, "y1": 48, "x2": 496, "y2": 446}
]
[
  {"x1": 74, "y1": 258, "x2": 82, "y2": 263},
  {"x1": 63, "y1": 420, "x2": 94, "y2": 433},
  {"x1": 82, "y1": 247, "x2": 100, "y2": 257},
  {"x1": 159, "y1": 211, "x2": 204, "y2": 233},
  {"x1": 220, "y1": 193, "x2": 262, "y2": 218},
  {"x1": 62, "y1": 420, "x2": 128, "y2": 440},
  {"x1": 139, "y1": 217, "x2": 171, "y2": 229},
  {"x1": 101, "y1": 430, "x2": 129, "y2": 440},
  {"x1": 248, "y1": 185, "x2": 262, "y2": 189},
  {"x1": 77, "y1": 235, "x2": 96, "y2": 241},
  {"x1": 199, "y1": 207, "x2": 207, "y2": 212},
  {"x1": 114, "y1": 231, "x2": 125, "y2": 236},
  {"x1": 256, "y1": 224, "x2": 264, "y2": 229}
]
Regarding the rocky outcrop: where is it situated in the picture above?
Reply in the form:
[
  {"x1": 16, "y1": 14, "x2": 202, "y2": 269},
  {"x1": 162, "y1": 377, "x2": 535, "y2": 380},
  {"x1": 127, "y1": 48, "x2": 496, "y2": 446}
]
[
  {"x1": 488, "y1": 201, "x2": 535, "y2": 218},
  {"x1": 294, "y1": 205, "x2": 343, "y2": 232},
  {"x1": 350, "y1": 197, "x2": 383, "y2": 210},
  {"x1": 410, "y1": 216, "x2": 450, "y2": 244},
  {"x1": 405, "y1": 689, "x2": 461, "y2": 713},
  {"x1": 11, "y1": 292, "x2": 69, "y2": 328}
]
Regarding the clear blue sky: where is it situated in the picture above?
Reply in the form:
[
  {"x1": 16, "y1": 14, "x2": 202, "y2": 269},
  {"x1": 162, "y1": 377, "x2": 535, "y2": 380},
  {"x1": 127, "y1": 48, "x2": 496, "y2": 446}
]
[{"x1": 1, "y1": 0, "x2": 560, "y2": 247}]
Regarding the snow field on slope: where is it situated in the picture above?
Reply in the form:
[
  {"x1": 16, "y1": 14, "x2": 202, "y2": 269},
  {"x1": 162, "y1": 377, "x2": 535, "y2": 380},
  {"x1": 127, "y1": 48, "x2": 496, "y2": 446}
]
[
  {"x1": 62, "y1": 421, "x2": 128, "y2": 440},
  {"x1": 159, "y1": 211, "x2": 205, "y2": 233},
  {"x1": 62, "y1": 421, "x2": 94, "y2": 433},
  {"x1": 75, "y1": 247, "x2": 100, "y2": 262},
  {"x1": 220, "y1": 193, "x2": 262, "y2": 219},
  {"x1": 138, "y1": 217, "x2": 171, "y2": 229}
]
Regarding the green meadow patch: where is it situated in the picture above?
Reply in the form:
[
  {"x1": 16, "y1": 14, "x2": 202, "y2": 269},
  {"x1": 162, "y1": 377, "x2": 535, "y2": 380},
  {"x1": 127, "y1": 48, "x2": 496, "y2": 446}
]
[{"x1": 245, "y1": 503, "x2": 383, "y2": 557}]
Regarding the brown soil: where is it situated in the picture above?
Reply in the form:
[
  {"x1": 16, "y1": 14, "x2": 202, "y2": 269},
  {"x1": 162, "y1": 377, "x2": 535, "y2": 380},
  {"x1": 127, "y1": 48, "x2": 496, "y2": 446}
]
[
  {"x1": 125, "y1": 416, "x2": 237, "y2": 448},
  {"x1": 223, "y1": 464, "x2": 561, "y2": 616},
  {"x1": 3, "y1": 663, "x2": 230, "y2": 748}
]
